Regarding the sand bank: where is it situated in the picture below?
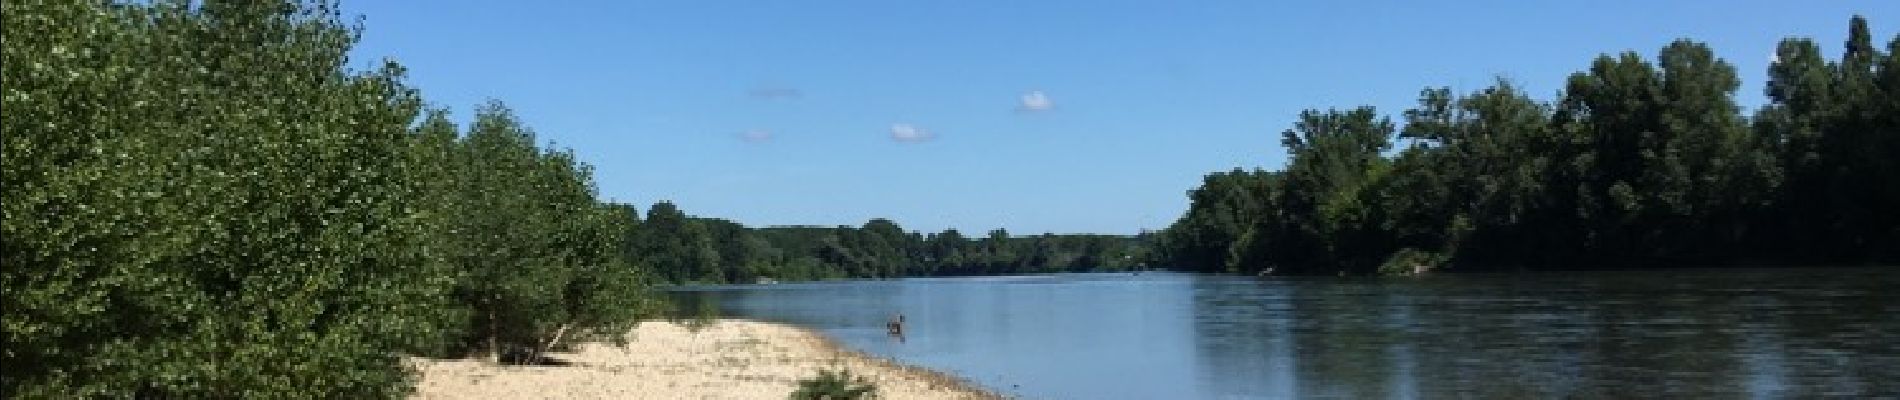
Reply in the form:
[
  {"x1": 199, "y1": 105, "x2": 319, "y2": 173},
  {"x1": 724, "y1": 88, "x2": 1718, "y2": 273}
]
[{"x1": 409, "y1": 319, "x2": 1000, "y2": 399}]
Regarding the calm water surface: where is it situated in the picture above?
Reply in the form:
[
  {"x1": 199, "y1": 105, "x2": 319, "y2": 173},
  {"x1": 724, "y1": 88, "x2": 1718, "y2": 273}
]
[{"x1": 669, "y1": 268, "x2": 1899, "y2": 399}]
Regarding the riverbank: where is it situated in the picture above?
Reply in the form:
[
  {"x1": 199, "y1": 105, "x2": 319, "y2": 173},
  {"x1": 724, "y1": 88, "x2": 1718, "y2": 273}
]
[{"x1": 408, "y1": 319, "x2": 1001, "y2": 399}]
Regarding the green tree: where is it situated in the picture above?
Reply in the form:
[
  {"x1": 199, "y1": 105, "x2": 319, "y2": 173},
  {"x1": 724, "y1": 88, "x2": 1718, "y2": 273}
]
[
  {"x1": 637, "y1": 202, "x2": 726, "y2": 283},
  {"x1": 1162, "y1": 15, "x2": 1895, "y2": 274},
  {"x1": 1272, "y1": 107, "x2": 1396, "y2": 275},
  {"x1": 1158, "y1": 169, "x2": 1276, "y2": 272},
  {"x1": 926, "y1": 229, "x2": 969, "y2": 275},
  {"x1": 4, "y1": 0, "x2": 458, "y2": 396},
  {"x1": 442, "y1": 101, "x2": 653, "y2": 362}
]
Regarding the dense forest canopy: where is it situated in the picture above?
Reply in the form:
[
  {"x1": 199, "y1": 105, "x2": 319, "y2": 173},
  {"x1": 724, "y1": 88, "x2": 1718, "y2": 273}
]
[{"x1": 1154, "y1": 16, "x2": 1900, "y2": 276}]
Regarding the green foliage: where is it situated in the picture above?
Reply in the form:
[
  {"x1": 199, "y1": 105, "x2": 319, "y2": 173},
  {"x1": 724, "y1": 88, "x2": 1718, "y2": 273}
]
[
  {"x1": 438, "y1": 102, "x2": 659, "y2": 361},
  {"x1": 1377, "y1": 248, "x2": 1448, "y2": 276},
  {"x1": 1756, "y1": 16, "x2": 1900, "y2": 261},
  {"x1": 790, "y1": 368, "x2": 879, "y2": 400},
  {"x1": 1156, "y1": 169, "x2": 1277, "y2": 272},
  {"x1": 1274, "y1": 107, "x2": 1397, "y2": 275},
  {"x1": 4, "y1": 0, "x2": 457, "y2": 396},
  {"x1": 1160, "y1": 16, "x2": 1900, "y2": 275},
  {"x1": 634, "y1": 207, "x2": 1156, "y2": 284},
  {"x1": 4, "y1": 0, "x2": 661, "y2": 396},
  {"x1": 635, "y1": 202, "x2": 726, "y2": 283}
]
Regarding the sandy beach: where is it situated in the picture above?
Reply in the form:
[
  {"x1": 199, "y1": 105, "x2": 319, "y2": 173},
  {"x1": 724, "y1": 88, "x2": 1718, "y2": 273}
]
[{"x1": 409, "y1": 319, "x2": 1001, "y2": 400}]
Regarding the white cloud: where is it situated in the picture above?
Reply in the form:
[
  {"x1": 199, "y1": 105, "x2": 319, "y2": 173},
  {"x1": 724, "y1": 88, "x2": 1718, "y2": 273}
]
[
  {"x1": 1018, "y1": 90, "x2": 1053, "y2": 112},
  {"x1": 739, "y1": 129, "x2": 772, "y2": 143},
  {"x1": 889, "y1": 123, "x2": 934, "y2": 143}
]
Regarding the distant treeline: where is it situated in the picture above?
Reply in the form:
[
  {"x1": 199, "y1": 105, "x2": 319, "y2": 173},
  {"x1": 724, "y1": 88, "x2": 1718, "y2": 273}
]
[
  {"x1": 1155, "y1": 16, "x2": 1900, "y2": 276},
  {"x1": 630, "y1": 202, "x2": 1155, "y2": 284}
]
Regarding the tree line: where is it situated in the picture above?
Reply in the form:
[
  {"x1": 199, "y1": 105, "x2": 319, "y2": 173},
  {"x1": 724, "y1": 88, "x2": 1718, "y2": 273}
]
[
  {"x1": 630, "y1": 202, "x2": 1155, "y2": 284},
  {"x1": 1156, "y1": 16, "x2": 1900, "y2": 276}
]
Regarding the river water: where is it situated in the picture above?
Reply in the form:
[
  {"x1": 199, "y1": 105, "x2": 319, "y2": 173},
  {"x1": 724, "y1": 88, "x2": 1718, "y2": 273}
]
[{"x1": 669, "y1": 268, "x2": 1899, "y2": 399}]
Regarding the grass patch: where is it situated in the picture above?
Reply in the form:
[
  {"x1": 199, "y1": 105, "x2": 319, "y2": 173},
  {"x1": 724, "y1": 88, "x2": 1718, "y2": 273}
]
[{"x1": 790, "y1": 368, "x2": 878, "y2": 400}]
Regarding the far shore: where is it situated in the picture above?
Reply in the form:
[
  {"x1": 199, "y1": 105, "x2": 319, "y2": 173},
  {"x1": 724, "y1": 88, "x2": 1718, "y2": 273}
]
[{"x1": 408, "y1": 319, "x2": 1002, "y2": 400}]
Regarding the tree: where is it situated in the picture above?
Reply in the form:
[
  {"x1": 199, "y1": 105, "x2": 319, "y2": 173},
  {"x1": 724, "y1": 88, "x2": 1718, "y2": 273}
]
[
  {"x1": 1161, "y1": 16, "x2": 1894, "y2": 274},
  {"x1": 1271, "y1": 107, "x2": 1396, "y2": 275},
  {"x1": 4, "y1": 1, "x2": 458, "y2": 396},
  {"x1": 637, "y1": 202, "x2": 724, "y2": 283},
  {"x1": 926, "y1": 229, "x2": 969, "y2": 275},
  {"x1": 441, "y1": 101, "x2": 654, "y2": 363},
  {"x1": 1755, "y1": 16, "x2": 1900, "y2": 262},
  {"x1": 859, "y1": 218, "x2": 911, "y2": 277},
  {"x1": 1158, "y1": 169, "x2": 1276, "y2": 272}
]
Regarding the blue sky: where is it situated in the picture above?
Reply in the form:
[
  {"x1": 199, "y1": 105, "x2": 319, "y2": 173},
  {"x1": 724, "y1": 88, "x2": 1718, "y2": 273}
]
[{"x1": 342, "y1": 1, "x2": 1896, "y2": 235}]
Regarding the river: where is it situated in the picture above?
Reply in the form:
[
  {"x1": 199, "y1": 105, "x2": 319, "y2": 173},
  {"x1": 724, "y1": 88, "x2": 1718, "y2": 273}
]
[{"x1": 669, "y1": 268, "x2": 1899, "y2": 399}]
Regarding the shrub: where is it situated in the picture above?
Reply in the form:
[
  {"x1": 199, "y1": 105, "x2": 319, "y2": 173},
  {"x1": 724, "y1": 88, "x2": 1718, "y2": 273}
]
[
  {"x1": 790, "y1": 368, "x2": 879, "y2": 400},
  {"x1": 1378, "y1": 248, "x2": 1449, "y2": 276}
]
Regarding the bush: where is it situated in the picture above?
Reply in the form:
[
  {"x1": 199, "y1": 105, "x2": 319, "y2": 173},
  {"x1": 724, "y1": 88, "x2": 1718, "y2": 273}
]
[
  {"x1": 1378, "y1": 248, "x2": 1449, "y2": 276},
  {"x1": 790, "y1": 368, "x2": 879, "y2": 400}
]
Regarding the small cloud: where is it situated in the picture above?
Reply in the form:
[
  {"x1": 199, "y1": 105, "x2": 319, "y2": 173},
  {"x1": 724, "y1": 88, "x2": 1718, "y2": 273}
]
[
  {"x1": 1017, "y1": 90, "x2": 1053, "y2": 112},
  {"x1": 737, "y1": 129, "x2": 773, "y2": 143},
  {"x1": 889, "y1": 123, "x2": 934, "y2": 143},
  {"x1": 748, "y1": 86, "x2": 803, "y2": 100}
]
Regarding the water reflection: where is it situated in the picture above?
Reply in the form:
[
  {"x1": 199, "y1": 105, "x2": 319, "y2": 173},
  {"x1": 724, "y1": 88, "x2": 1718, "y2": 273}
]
[
  {"x1": 672, "y1": 268, "x2": 1899, "y2": 399},
  {"x1": 1190, "y1": 270, "x2": 1899, "y2": 399}
]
